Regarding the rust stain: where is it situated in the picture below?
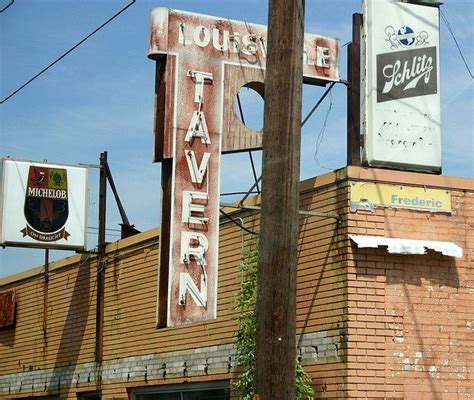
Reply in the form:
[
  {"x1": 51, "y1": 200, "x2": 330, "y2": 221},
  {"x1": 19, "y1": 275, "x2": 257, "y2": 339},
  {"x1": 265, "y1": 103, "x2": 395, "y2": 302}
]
[
  {"x1": 148, "y1": 8, "x2": 340, "y2": 326},
  {"x1": 0, "y1": 290, "x2": 16, "y2": 328}
]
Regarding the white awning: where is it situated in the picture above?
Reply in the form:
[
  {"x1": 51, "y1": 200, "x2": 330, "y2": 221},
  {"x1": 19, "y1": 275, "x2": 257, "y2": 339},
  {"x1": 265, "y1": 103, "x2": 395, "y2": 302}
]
[{"x1": 349, "y1": 235, "x2": 463, "y2": 258}]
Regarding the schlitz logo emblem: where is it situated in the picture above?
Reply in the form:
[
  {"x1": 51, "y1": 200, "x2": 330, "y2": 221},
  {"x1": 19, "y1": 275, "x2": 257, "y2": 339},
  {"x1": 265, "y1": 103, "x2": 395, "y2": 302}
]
[
  {"x1": 384, "y1": 25, "x2": 429, "y2": 50},
  {"x1": 377, "y1": 46, "x2": 437, "y2": 103},
  {"x1": 21, "y1": 166, "x2": 70, "y2": 242}
]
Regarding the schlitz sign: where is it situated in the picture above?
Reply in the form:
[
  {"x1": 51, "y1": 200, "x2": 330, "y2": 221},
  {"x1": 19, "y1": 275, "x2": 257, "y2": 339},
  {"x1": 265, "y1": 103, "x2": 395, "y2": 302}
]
[
  {"x1": 377, "y1": 46, "x2": 437, "y2": 103},
  {"x1": 0, "y1": 159, "x2": 88, "y2": 251},
  {"x1": 363, "y1": 0, "x2": 441, "y2": 173},
  {"x1": 148, "y1": 8, "x2": 340, "y2": 326}
]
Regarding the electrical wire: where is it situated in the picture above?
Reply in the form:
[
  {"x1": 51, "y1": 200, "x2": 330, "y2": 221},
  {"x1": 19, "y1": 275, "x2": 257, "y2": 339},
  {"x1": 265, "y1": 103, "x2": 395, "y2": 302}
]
[
  {"x1": 219, "y1": 208, "x2": 257, "y2": 236},
  {"x1": 221, "y1": 191, "x2": 259, "y2": 197},
  {"x1": 440, "y1": 9, "x2": 473, "y2": 80},
  {"x1": 0, "y1": 0, "x2": 14, "y2": 13},
  {"x1": 0, "y1": 0, "x2": 136, "y2": 104},
  {"x1": 237, "y1": 80, "x2": 338, "y2": 204},
  {"x1": 301, "y1": 81, "x2": 336, "y2": 127},
  {"x1": 88, "y1": 226, "x2": 121, "y2": 233},
  {"x1": 88, "y1": 231, "x2": 122, "y2": 238},
  {"x1": 313, "y1": 90, "x2": 334, "y2": 171}
]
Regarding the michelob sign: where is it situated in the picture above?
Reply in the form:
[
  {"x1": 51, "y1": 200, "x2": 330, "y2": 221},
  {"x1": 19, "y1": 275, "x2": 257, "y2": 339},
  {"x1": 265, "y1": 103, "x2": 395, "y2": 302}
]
[
  {"x1": 362, "y1": 0, "x2": 441, "y2": 173},
  {"x1": 0, "y1": 159, "x2": 88, "y2": 250}
]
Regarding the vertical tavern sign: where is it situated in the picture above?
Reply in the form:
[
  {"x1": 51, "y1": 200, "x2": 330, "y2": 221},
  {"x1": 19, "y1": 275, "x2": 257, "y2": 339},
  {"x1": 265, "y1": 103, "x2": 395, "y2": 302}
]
[
  {"x1": 148, "y1": 8, "x2": 340, "y2": 326},
  {"x1": 0, "y1": 159, "x2": 88, "y2": 250},
  {"x1": 362, "y1": 0, "x2": 441, "y2": 173}
]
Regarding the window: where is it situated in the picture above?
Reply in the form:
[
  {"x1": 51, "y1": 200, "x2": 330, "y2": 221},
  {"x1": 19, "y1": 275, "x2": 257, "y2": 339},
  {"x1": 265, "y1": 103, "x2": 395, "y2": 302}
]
[
  {"x1": 21, "y1": 397, "x2": 60, "y2": 400},
  {"x1": 133, "y1": 381, "x2": 229, "y2": 400},
  {"x1": 77, "y1": 392, "x2": 100, "y2": 400}
]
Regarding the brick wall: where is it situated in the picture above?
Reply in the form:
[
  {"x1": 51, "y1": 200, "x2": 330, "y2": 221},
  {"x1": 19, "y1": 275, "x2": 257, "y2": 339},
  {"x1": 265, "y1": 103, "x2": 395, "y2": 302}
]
[
  {"x1": 345, "y1": 168, "x2": 474, "y2": 399},
  {"x1": 1, "y1": 167, "x2": 472, "y2": 399}
]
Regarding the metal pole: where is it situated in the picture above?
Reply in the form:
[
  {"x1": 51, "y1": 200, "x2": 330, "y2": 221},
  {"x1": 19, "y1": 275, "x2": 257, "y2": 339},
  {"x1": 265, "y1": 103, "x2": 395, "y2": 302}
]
[
  {"x1": 256, "y1": 0, "x2": 305, "y2": 398},
  {"x1": 157, "y1": 159, "x2": 172, "y2": 327},
  {"x1": 96, "y1": 151, "x2": 107, "y2": 363},
  {"x1": 103, "y1": 162, "x2": 140, "y2": 238},
  {"x1": 347, "y1": 13, "x2": 363, "y2": 166},
  {"x1": 43, "y1": 248, "x2": 49, "y2": 335}
]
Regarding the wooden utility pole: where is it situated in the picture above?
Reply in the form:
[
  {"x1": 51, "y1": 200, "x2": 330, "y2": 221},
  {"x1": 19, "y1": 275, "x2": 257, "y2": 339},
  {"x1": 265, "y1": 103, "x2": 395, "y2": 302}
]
[{"x1": 256, "y1": 0, "x2": 305, "y2": 398}]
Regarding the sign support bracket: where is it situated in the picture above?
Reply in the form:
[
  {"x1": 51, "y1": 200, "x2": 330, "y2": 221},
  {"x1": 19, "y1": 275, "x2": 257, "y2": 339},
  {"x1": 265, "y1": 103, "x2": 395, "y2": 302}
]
[
  {"x1": 220, "y1": 202, "x2": 341, "y2": 222},
  {"x1": 347, "y1": 13, "x2": 363, "y2": 166}
]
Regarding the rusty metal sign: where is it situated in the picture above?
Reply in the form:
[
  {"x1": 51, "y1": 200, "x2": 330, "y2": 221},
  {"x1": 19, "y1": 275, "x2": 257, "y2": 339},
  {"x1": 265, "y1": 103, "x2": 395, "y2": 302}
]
[
  {"x1": 0, "y1": 290, "x2": 16, "y2": 329},
  {"x1": 148, "y1": 8, "x2": 340, "y2": 326}
]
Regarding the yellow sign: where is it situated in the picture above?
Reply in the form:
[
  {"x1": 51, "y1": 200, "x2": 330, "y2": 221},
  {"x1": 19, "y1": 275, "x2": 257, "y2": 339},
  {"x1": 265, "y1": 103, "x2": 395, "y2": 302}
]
[{"x1": 350, "y1": 182, "x2": 451, "y2": 212}]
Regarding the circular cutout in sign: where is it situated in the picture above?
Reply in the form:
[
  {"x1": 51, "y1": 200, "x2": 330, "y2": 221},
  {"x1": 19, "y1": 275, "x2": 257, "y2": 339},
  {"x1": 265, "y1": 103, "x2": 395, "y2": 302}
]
[{"x1": 234, "y1": 82, "x2": 265, "y2": 132}]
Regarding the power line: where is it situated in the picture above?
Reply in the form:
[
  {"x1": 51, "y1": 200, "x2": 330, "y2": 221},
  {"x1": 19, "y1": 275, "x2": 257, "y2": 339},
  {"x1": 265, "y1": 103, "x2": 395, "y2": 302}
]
[
  {"x1": 221, "y1": 191, "x2": 259, "y2": 197},
  {"x1": 0, "y1": 0, "x2": 136, "y2": 104},
  {"x1": 88, "y1": 231, "x2": 121, "y2": 238},
  {"x1": 0, "y1": 0, "x2": 14, "y2": 13},
  {"x1": 219, "y1": 208, "x2": 257, "y2": 236},
  {"x1": 440, "y1": 9, "x2": 473, "y2": 80},
  {"x1": 301, "y1": 81, "x2": 336, "y2": 127},
  {"x1": 87, "y1": 226, "x2": 121, "y2": 233},
  {"x1": 239, "y1": 81, "x2": 338, "y2": 205},
  {"x1": 313, "y1": 90, "x2": 334, "y2": 171}
]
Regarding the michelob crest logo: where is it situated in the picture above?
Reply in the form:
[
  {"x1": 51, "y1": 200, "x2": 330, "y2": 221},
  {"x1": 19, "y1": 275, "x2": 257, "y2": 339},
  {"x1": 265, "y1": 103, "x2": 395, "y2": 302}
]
[
  {"x1": 376, "y1": 46, "x2": 437, "y2": 103},
  {"x1": 22, "y1": 166, "x2": 70, "y2": 242}
]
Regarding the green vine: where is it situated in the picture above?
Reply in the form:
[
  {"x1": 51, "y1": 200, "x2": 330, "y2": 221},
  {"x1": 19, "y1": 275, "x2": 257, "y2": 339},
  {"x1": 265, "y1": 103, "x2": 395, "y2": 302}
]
[{"x1": 233, "y1": 239, "x2": 315, "y2": 399}]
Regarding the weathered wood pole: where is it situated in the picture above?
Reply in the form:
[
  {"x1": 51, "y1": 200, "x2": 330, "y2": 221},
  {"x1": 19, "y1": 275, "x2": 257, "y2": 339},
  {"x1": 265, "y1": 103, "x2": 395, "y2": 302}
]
[{"x1": 256, "y1": 0, "x2": 305, "y2": 398}]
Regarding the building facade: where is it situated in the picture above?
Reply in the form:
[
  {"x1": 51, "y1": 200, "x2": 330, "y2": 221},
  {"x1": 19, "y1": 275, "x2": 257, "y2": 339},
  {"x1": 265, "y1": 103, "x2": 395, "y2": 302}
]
[{"x1": 1, "y1": 166, "x2": 473, "y2": 399}]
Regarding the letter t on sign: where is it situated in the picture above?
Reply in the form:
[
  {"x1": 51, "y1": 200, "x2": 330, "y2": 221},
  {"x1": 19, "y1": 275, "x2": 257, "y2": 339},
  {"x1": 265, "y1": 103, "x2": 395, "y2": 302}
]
[
  {"x1": 148, "y1": 7, "x2": 340, "y2": 327},
  {"x1": 188, "y1": 70, "x2": 213, "y2": 103}
]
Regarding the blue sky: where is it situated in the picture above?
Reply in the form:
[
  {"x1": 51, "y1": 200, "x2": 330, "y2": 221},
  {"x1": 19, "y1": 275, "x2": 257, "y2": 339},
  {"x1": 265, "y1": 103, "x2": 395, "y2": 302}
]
[{"x1": 1, "y1": 0, "x2": 473, "y2": 277}]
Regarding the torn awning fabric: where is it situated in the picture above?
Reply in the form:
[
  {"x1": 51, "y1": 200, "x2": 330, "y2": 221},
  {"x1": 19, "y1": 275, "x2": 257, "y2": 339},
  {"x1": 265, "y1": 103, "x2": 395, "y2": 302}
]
[{"x1": 349, "y1": 235, "x2": 463, "y2": 258}]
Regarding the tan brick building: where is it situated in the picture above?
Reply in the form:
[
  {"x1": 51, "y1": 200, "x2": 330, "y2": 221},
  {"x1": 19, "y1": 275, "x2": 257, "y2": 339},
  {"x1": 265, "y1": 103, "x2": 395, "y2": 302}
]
[{"x1": 1, "y1": 166, "x2": 473, "y2": 399}]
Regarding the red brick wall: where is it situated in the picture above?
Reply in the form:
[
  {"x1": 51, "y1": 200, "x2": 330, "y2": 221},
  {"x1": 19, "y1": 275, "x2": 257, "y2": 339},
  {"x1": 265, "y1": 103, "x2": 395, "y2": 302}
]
[{"x1": 346, "y1": 169, "x2": 474, "y2": 399}]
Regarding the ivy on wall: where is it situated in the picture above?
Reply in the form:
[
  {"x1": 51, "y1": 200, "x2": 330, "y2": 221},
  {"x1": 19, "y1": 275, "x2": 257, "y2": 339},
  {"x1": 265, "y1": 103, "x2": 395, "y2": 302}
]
[{"x1": 233, "y1": 239, "x2": 315, "y2": 399}]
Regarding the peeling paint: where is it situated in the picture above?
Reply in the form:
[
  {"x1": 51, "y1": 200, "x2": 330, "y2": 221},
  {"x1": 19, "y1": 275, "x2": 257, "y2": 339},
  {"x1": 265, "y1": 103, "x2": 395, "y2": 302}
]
[
  {"x1": 403, "y1": 358, "x2": 411, "y2": 372},
  {"x1": 389, "y1": 322, "x2": 405, "y2": 343},
  {"x1": 148, "y1": 7, "x2": 340, "y2": 327},
  {"x1": 415, "y1": 351, "x2": 424, "y2": 359}
]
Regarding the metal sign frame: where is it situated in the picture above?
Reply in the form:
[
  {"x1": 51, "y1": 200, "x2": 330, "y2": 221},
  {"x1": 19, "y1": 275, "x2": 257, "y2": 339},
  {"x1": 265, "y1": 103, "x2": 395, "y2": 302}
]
[
  {"x1": 0, "y1": 158, "x2": 88, "y2": 251},
  {"x1": 148, "y1": 8, "x2": 340, "y2": 327},
  {"x1": 362, "y1": 0, "x2": 441, "y2": 173}
]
